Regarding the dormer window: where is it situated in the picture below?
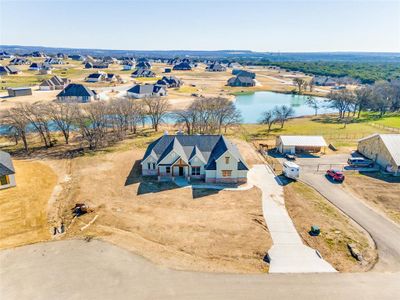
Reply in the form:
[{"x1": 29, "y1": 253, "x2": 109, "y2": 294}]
[{"x1": 225, "y1": 157, "x2": 230, "y2": 164}]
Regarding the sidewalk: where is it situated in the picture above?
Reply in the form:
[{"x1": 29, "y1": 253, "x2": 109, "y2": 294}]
[{"x1": 248, "y1": 165, "x2": 336, "y2": 273}]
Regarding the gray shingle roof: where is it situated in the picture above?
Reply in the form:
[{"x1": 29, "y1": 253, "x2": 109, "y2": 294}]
[
  {"x1": 57, "y1": 83, "x2": 96, "y2": 97},
  {"x1": 0, "y1": 151, "x2": 15, "y2": 176},
  {"x1": 142, "y1": 135, "x2": 248, "y2": 170}
]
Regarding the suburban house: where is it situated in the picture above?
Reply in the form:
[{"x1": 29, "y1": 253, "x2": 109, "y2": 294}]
[
  {"x1": 57, "y1": 83, "x2": 98, "y2": 103},
  {"x1": 131, "y1": 68, "x2": 156, "y2": 78},
  {"x1": 39, "y1": 76, "x2": 70, "y2": 90},
  {"x1": 39, "y1": 65, "x2": 52, "y2": 75},
  {"x1": 173, "y1": 62, "x2": 192, "y2": 71},
  {"x1": 0, "y1": 65, "x2": 21, "y2": 75},
  {"x1": 0, "y1": 51, "x2": 14, "y2": 59},
  {"x1": 44, "y1": 58, "x2": 63, "y2": 64},
  {"x1": 232, "y1": 69, "x2": 256, "y2": 79},
  {"x1": 86, "y1": 72, "x2": 107, "y2": 83},
  {"x1": 156, "y1": 76, "x2": 182, "y2": 88},
  {"x1": 227, "y1": 62, "x2": 242, "y2": 68},
  {"x1": 7, "y1": 87, "x2": 32, "y2": 97},
  {"x1": 276, "y1": 135, "x2": 328, "y2": 154},
  {"x1": 127, "y1": 84, "x2": 167, "y2": 98},
  {"x1": 102, "y1": 56, "x2": 118, "y2": 63},
  {"x1": 0, "y1": 151, "x2": 16, "y2": 190},
  {"x1": 227, "y1": 76, "x2": 256, "y2": 87},
  {"x1": 206, "y1": 62, "x2": 226, "y2": 72},
  {"x1": 9, "y1": 57, "x2": 31, "y2": 65},
  {"x1": 29, "y1": 62, "x2": 52, "y2": 71},
  {"x1": 31, "y1": 51, "x2": 46, "y2": 57},
  {"x1": 69, "y1": 54, "x2": 85, "y2": 61},
  {"x1": 141, "y1": 134, "x2": 249, "y2": 183},
  {"x1": 57, "y1": 53, "x2": 68, "y2": 59},
  {"x1": 357, "y1": 134, "x2": 400, "y2": 175},
  {"x1": 136, "y1": 61, "x2": 151, "y2": 69},
  {"x1": 122, "y1": 60, "x2": 135, "y2": 70}
]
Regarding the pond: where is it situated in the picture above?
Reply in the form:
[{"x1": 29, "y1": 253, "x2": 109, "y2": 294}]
[{"x1": 234, "y1": 91, "x2": 335, "y2": 123}]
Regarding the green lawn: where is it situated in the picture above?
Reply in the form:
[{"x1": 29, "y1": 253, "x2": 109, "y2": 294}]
[{"x1": 239, "y1": 115, "x2": 395, "y2": 147}]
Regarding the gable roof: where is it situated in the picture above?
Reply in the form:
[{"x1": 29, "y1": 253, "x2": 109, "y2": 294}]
[
  {"x1": 142, "y1": 135, "x2": 248, "y2": 171},
  {"x1": 359, "y1": 134, "x2": 400, "y2": 166},
  {"x1": 40, "y1": 75, "x2": 67, "y2": 87},
  {"x1": 173, "y1": 62, "x2": 192, "y2": 70},
  {"x1": 278, "y1": 135, "x2": 328, "y2": 147},
  {"x1": 57, "y1": 83, "x2": 96, "y2": 97},
  {"x1": 0, "y1": 151, "x2": 15, "y2": 176}
]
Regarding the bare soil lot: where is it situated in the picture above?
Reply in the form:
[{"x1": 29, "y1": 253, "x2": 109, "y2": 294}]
[
  {"x1": 0, "y1": 160, "x2": 57, "y2": 249},
  {"x1": 284, "y1": 181, "x2": 377, "y2": 272},
  {"x1": 343, "y1": 173, "x2": 400, "y2": 225},
  {"x1": 47, "y1": 148, "x2": 270, "y2": 273}
]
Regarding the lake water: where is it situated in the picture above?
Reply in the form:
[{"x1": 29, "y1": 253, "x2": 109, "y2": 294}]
[
  {"x1": 234, "y1": 91, "x2": 335, "y2": 123},
  {"x1": 0, "y1": 92, "x2": 335, "y2": 134}
]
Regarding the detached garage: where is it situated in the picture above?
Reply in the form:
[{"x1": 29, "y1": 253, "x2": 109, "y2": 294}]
[
  {"x1": 276, "y1": 135, "x2": 328, "y2": 154},
  {"x1": 357, "y1": 134, "x2": 400, "y2": 176}
]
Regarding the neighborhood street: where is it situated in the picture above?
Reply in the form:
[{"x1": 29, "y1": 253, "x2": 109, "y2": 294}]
[
  {"x1": 301, "y1": 171, "x2": 400, "y2": 272},
  {"x1": 1, "y1": 239, "x2": 399, "y2": 300}
]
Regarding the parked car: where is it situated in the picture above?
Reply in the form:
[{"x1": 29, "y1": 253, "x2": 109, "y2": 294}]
[
  {"x1": 326, "y1": 169, "x2": 345, "y2": 182},
  {"x1": 284, "y1": 153, "x2": 296, "y2": 160},
  {"x1": 347, "y1": 157, "x2": 374, "y2": 168}
]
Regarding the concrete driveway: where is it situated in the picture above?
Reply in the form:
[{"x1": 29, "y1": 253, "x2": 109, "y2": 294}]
[
  {"x1": 1, "y1": 240, "x2": 399, "y2": 300},
  {"x1": 248, "y1": 165, "x2": 335, "y2": 273},
  {"x1": 301, "y1": 171, "x2": 400, "y2": 272}
]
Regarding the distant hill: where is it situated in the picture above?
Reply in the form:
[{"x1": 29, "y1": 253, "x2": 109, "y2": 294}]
[{"x1": 1, "y1": 45, "x2": 399, "y2": 63}]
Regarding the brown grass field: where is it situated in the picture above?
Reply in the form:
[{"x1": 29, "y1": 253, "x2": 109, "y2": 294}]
[{"x1": 0, "y1": 160, "x2": 57, "y2": 249}]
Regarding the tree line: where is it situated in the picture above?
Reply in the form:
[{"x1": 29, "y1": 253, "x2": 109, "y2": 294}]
[{"x1": 1, "y1": 96, "x2": 242, "y2": 153}]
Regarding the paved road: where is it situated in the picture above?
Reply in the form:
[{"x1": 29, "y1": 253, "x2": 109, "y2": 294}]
[
  {"x1": 1, "y1": 240, "x2": 399, "y2": 300},
  {"x1": 301, "y1": 172, "x2": 400, "y2": 271},
  {"x1": 248, "y1": 165, "x2": 335, "y2": 273}
]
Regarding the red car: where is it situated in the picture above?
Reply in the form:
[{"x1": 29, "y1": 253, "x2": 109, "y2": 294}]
[{"x1": 326, "y1": 169, "x2": 345, "y2": 182}]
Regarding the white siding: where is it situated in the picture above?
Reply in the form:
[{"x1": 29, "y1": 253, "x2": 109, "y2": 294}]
[{"x1": 0, "y1": 174, "x2": 16, "y2": 190}]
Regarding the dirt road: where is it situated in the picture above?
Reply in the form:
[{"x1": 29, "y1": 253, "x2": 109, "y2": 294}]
[{"x1": 1, "y1": 239, "x2": 399, "y2": 300}]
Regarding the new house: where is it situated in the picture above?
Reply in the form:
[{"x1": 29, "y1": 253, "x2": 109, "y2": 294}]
[
  {"x1": 0, "y1": 65, "x2": 21, "y2": 75},
  {"x1": 131, "y1": 68, "x2": 156, "y2": 78},
  {"x1": 156, "y1": 76, "x2": 182, "y2": 88},
  {"x1": 86, "y1": 72, "x2": 107, "y2": 82},
  {"x1": 127, "y1": 84, "x2": 167, "y2": 98},
  {"x1": 57, "y1": 83, "x2": 97, "y2": 103},
  {"x1": 141, "y1": 134, "x2": 249, "y2": 183},
  {"x1": 122, "y1": 60, "x2": 135, "y2": 70},
  {"x1": 39, "y1": 76, "x2": 70, "y2": 91},
  {"x1": 276, "y1": 135, "x2": 328, "y2": 154},
  {"x1": 9, "y1": 57, "x2": 31, "y2": 65},
  {"x1": 357, "y1": 134, "x2": 400, "y2": 175},
  {"x1": 232, "y1": 69, "x2": 256, "y2": 79},
  {"x1": 227, "y1": 76, "x2": 256, "y2": 87},
  {"x1": 136, "y1": 61, "x2": 151, "y2": 69},
  {"x1": 206, "y1": 62, "x2": 226, "y2": 72},
  {"x1": 173, "y1": 62, "x2": 192, "y2": 71},
  {"x1": 0, "y1": 151, "x2": 16, "y2": 190},
  {"x1": 44, "y1": 58, "x2": 63, "y2": 64},
  {"x1": 29, "y1": 62, "x2": 52, "y2": 71}
]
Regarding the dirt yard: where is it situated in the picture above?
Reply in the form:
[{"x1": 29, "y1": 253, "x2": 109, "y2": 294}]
[
  {"x1": 0, "y1": 160, "x2": 57, "y2": 249},
  {"x1": 46, "y1": 147, "x2": 270, "y2": 273},
  {"x1": 343, "y1": 173, "x2": 400, "y2": 225},
  {"x1": 284, "y1": 181, "x2": 377, "y2": 272}
]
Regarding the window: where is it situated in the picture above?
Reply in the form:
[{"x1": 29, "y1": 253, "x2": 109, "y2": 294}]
[
  {"x1": 152, "y1": 163, "x2": 156, "y2": 169},
  {"x1": 191, "y1": 166, "x2": 200, "y2": 176},
  {"x1": 222, "y1": 170, "x2": 232, "y2": 177},
  {"x1": 225, "y1": 157, "x2": 230, "y2": 164},
  {"x1": 147, "y1": 163, "x2": 151, "y2": 169},
  {"x1": 0, "y1": 175, "x2": 9, "y2": 186},
  {"x1": 166, "y1": 166, "x2": 171, "y2": 174}
]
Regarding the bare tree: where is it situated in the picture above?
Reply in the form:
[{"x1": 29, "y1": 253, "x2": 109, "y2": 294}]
[
  {"x1": 46, "y1": 102, "x2": 78, "y2": 144},
  {"x1": 308, "y1": 78, "x2": 315, "y2": 92},
  {"x1": 274, "y1": 105, "x2": 295, "y2": 128},
  {"x1": 259, "y1": 109, "x2": 276, "y2": 133},
  {"x1": 305, "y1": 96, "x2": 321, "y2": 116},
  {"x1": 293, "y1": 78, "x2": 307, "y2": 94},
  {"x1": 326, "y1": 89, "x2": 355, "y2": 119},
  {"x1": 2, "y1": 107, "x2": 30, "y2": 153},
  {"x1": 143, "y1": 97, "x2": 170, "y2": 132},
  {"x1": 21, "y1": 103, "x2": 54, "y2": 148},
  {"x1": 126, "y1": 99, "x2": 145, "y2": 134},
  {"x1": 75, "y1": 102, "x2": 108, "y2": 150},
  {"x1": 354, "y1": 86, "x2": 372, "y2": 118}
]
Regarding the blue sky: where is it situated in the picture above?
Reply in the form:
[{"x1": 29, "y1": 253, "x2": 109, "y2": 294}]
[{"x1": 0, "y1": 0, "x2": 399, "y2": 52}]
